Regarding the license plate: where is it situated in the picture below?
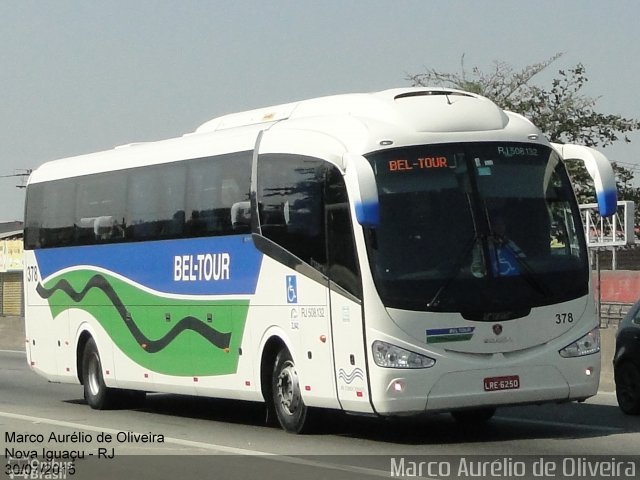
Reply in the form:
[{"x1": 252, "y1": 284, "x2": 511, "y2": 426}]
[{"x1": 483, "y1": 375, "x2": 520, "y2": 392}]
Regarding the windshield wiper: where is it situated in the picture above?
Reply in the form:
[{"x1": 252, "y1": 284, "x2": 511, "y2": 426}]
[
  {"x1": 427, "y1": 233, "x2": 554, "y2": 310},
  {"x1": 428, "y1": 188, "x2": 484, "y2": 310},
  {"x1": 489, "y1": 234, "x2": 552, "y2": 298},
  {"x1": 426, "y1": 234, "x2": 479, "y2": 309}
]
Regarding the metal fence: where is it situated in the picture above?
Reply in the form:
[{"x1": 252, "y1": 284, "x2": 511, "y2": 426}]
[
  {"x1": 593, "y1": 245, "x2": 640, "y2": 270},
  {"x1": 591, "y1": 245, "x2": 639, "y2": 328}
]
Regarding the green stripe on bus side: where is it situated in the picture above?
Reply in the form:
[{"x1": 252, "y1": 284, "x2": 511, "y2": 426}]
[{"x1": 42, "y1": 270, "x2": 249, "y2": 377}]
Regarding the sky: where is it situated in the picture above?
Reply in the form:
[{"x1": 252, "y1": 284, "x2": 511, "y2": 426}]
[{"x1": 1, "y1": 0, "x2": 639, "y2": 222}]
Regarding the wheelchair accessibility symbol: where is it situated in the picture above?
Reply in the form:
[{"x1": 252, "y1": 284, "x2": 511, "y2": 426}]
[{"x1": 286, "y1": 275, "x2": 298, "y2": 304}]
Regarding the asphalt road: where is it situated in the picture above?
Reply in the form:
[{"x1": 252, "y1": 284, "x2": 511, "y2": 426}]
[{"x1": 1, "y1": 350, "x2": 639, "y2": 480}]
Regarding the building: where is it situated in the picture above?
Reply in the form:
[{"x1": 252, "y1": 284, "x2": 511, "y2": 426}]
[{"x1": 0, "y1": 221, "x2": 24, "y2": 316}]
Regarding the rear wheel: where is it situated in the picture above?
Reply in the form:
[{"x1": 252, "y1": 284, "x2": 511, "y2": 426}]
[
  {"x1": 82, "y1": 338, "x2": 117, "y2": 409},
  {"x1": 451, "y1": 407, "x2": 496, "y2": 424},
  {"x1": 271, "y1": 349, "x2": 309, "y2": 433},
  {"x1": 615, "y1": 361, "x2": 640, "y2": 415},
  {"x1": 82, "y1": 338, "x2": 146, "y2": 409}
]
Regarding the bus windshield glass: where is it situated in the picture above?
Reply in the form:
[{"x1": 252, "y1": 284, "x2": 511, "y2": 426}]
[{"x1": 365, "y1": 142, "x2": 588, "y2": 316}]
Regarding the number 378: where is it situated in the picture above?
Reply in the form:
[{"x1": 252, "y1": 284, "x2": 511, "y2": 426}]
[
  {"x1": 26, "y1": 265, "x2": 38, "y2": 282},
  {"x1": 555, "y1": 312, "x2": 574, "y2": 324}
]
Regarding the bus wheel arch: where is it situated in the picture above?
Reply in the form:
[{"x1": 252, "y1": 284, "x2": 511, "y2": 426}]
[
  {"x1": 259, "y1": 335, "x2": 312, "y2": 433},
  {"x1": 76, "y1": 330, "x2": 93, "y2": 385},
  {"x1": 259, "y1": 336, "x2": 286, "y2": 405},
  {"x1": 259, "y1": 335, "x2": 288, "y2": 426},
  {"x1": 77, "y1": 331, "x2": 146, "y2": 410},
  {"x1": 271, "y1": 347, "x2": 309, "y2": 433}
]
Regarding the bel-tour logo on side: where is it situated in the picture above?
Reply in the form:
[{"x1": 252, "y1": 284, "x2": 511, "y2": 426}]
[{"x1": 174, "y1": 253, "x2": 231, "y2": 282}]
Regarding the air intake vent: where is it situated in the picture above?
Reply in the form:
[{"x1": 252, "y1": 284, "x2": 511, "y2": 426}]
[
  {"x1": 391, "y1": 89, "x2": 508, "y2": 132},
  {"x1": 394, "y1": 90, "x2": 474, "y2": 100}
]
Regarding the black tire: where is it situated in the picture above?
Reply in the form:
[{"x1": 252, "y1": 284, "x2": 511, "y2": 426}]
[
  {"x1": 82, "y1": 338, "x2": 118, "y2": 409},
  {"x1": 615, "y1": 361, "x2": 640, "y2": 415},
  {"x1": 451, "y1": 407, "x2": 496, "y2": 424},
  {"x1": 271, "y1": 349, "x2": 309, "y2": 433}
]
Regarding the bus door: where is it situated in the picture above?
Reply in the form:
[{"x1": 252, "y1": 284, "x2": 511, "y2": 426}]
[
  {"x1": 255, "y1": 129, "x2": 340, "y2": 409},
  {"x1": 325, "y1": 166, "x2": 374, "y2": 414}
]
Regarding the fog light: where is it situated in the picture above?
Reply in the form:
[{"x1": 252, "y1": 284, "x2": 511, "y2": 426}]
[
  {"x1": 585, "y1": 367, "x2": 593, "y2": 376},
  {"x1": 393, "y1": 380, "x2": 404, "y2": 392}
]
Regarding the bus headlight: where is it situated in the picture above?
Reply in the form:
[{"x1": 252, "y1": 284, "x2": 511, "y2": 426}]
[
  {"x1": 372, "y1": 340, "x2": 436, "y2": 368},
  {"x1": 559, "y1": 327, "x2": 600, "y2": 358}
]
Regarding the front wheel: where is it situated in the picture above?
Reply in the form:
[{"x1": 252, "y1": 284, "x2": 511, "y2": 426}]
[
  {"x1": 615, "y1": 361, "x2": 640, "y2": 415},
  {"x1": 271, "y1": 349, "x2": 309, "y2": 433}
]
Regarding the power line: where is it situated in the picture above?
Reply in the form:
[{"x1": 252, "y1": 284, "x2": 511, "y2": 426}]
[{"x1": 0, "y1": 169, "x2": 31, "y2": 188}]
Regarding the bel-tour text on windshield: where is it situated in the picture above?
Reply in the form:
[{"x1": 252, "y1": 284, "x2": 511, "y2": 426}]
[
  {"x1": 388, "y1": 156, "x2": 449, "y2": 172},
  {"x1": 386, "y1": 145, "x2": 541, "y2": 172}
]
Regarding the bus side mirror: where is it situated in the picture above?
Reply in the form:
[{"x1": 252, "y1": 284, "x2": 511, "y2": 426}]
[
  {"x1": 552, "y1": 143, "x2": 618, "y2": 217},
  {"x1": 345, "y1": 154, "x2": 380, "y2": 227}
]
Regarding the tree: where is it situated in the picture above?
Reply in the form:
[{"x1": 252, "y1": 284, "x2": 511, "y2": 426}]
[{"x1": 406, "y1": 54, "x2": 640, "y2": 208}]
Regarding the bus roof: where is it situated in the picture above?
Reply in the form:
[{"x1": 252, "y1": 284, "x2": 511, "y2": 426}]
[
  {"x1": 194, "y1": 88, "x2": 509, "y2": 134},
  {"x1": 29, "y1": 88, "x2": 541, "y2": 185}
]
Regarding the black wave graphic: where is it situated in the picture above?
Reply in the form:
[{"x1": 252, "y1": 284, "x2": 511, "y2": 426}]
[{"x1": 37, "y1": 274, "x2": 232, "y2": 353}]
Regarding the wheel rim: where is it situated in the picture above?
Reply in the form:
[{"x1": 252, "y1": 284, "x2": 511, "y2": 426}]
[
  {"x1": 87, "y1": 352, "x2": 101, "y2": 397},
  {"x1": 276, "y1": 360, "x2": 301, "y2": 416}
]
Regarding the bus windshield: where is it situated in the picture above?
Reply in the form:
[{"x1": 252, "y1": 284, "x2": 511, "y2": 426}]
[{"x1": 365, "y1": 142, "x2": 588, "y2": 317}]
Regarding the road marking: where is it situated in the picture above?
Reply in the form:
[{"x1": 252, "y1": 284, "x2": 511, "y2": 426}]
[
  {"x1": 0, "y1": 349, "x2": 26, "y2": 354},
  {"x1": 0, "y1": 411, "x2": 396, "y2": 479}
]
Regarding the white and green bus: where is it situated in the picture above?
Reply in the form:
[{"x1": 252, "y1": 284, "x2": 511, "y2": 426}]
[{"x1": 24, "y1": 88, "x2": 617, "y2": 433}]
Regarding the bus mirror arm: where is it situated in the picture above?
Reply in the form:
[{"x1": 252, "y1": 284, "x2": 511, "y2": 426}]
[
  {"x1": 551, "y1": 143, "x2": 618, "y2": 217},
  {"x1": 345, "y1": 153, "x2": 380, "y2": 227}
]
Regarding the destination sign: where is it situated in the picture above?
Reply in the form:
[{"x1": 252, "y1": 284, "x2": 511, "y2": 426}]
[{"x1": 387, "y1": 156, "x2": 450, "y2": 172}]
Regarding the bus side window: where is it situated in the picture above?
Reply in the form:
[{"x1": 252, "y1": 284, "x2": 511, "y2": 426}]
[
  {"x1": 24, "y1": 181, "x2": 72, "y2": 249},
  {"x1": 24, "y1": 183, "x2": 45, "y2": 249},
  {"x1": 257, "y1": 154, "x2": 326, "y2": 272},
  {"x1": 231, "y1": 201, "x2": 251, "y2": 232},
  {"x1": 126, "y1": 168, "x2": 161, "y2": 240},
  {"x1": 75, "y1": 172, "x2": 126, "y2": 245},
  {"x1": 186, "y1": 153, "x2": 251, "y2": 237}
]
